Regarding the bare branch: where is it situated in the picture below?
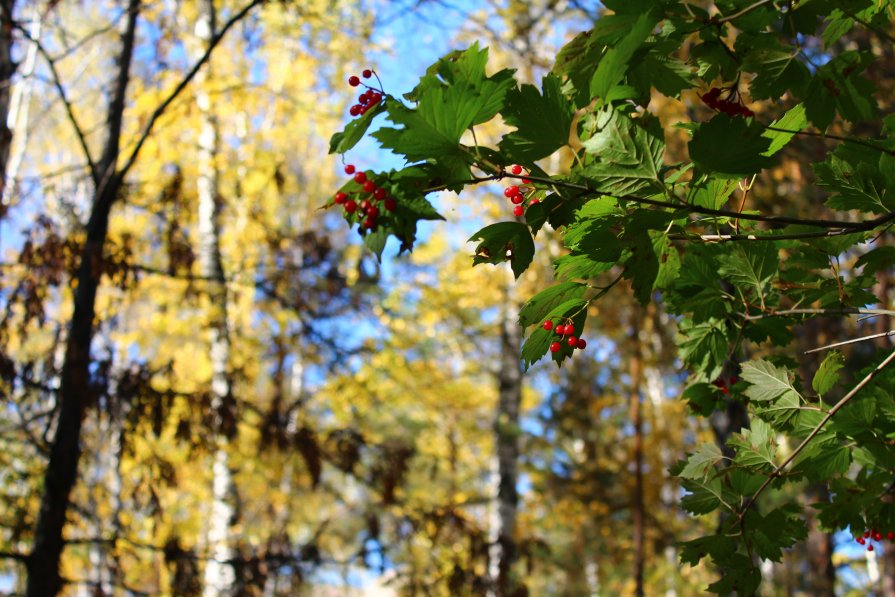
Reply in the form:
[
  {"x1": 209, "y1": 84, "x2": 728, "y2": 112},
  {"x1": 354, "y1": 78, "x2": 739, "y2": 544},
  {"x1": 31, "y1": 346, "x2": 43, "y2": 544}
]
[
  {"x1": 805, "y1": 330, "x2": 895, "y2": 354},
  {"x1": 117, "y1": 0, "x2": 265, "y2": 180},
  {"x1": 12, "y1": 21, "x2": 98, "y2": 182}
]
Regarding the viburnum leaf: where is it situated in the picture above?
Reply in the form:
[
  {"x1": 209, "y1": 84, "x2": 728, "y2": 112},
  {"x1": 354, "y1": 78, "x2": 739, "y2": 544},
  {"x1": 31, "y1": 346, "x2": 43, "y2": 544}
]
[
  {"x1": 689, "y1": 114, "x2": 774, "y2": 177},
  {"x1": 579, "y1": 112, "x2": 665, "y2": 196},
  {"x1": 589, "y1": 12, "x2": 658, "y2": 101},
  {"x1": 468, "y1": 222, "x2": 535, "y2": 279},
  {"x1": 517, "y1": 282, "x2": 587, "y2": 327},
  {"x1": 813, "y1": 350, "x2": 845, "y2": 397},
  {"x1": 762, "y1": 103, "x2": 808, "y2": 156},
  {"x1": 680, "y1": 442, "x2": 724, "y2": 480},
  {"x1": 740, "y1": 359, "x2": 799, "y2": 402},
  {"x1": 329, "y1": 101, "x2": 386, "y2": 154},
  {"x1": 499, "y1": 74, "x2": 574, "y2": 161},
  {"x1": 728, "y1": 419, "x2": 777, "y2": 471}
]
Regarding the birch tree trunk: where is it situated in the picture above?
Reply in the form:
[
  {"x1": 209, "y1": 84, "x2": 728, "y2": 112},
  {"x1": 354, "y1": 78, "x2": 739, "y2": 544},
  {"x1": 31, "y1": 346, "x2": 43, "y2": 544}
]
[
  {"x1": 190, "y1": 2, "x2": 236, "y2": 594},
  {"x1": 0, "y1": 0, "x2": 16, "y2": 204},
  {"x1": 26, "y1": 2, "x2": 141, "y2": 594}
]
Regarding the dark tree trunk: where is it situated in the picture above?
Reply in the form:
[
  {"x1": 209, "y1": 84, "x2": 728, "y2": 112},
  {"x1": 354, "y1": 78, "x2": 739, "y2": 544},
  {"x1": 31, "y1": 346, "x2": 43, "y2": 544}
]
[
  {"x1": 25, "y1": 2, "x2": 140, "y2": 594},
  {"x1": 629, "y1": 305, "x2": 645, "y2": 597},
  {"x1": 495, "y1": 295, "x2": 522, "y2": 596}
]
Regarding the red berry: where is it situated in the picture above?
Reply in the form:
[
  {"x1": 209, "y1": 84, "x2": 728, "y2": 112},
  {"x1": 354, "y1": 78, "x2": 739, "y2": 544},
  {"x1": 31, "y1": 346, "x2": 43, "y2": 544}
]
[
  {"x1": 349, "y1": 105, "x2": 361, "y2": 117},
  {"x1": 360, "y1": 199, "x2": 372, "y2": 212},
  {"x1": 384, "y1": 197, "x2": 397, "y2": 211},
  {"x1": 354, "y1": 172, "x2": 367, "y2": 184},
  {"x1": 363, "y1": 180, "x2": 376, "y2": 193},
  {"x1": 344, "y1": 200, "x2": 357, "y2": 214},
  {"x1": 511, "y1": 194, "x2": 524, "y2": 205},
  {"x1": 513, "y1": 205, "x2": 524, "y2": 217},
  {"x1": 874, "y1": 531, "x2": 883, "y2": 541},
  {"x1": 363, "y1": 217, "x2": 376, "y2": 229},
  {"x1": 869, "y1": 545, "x2": 875, "y2": 552},
  {"x1": 543, "y1": 320, "x2": 554, "y2": 331},
  {"x1": 521, "y1": 178, "x2": 530, "y2": 184},
  {"x1": 567, "y1": 336, "x2": 578, "y2": 347},
  {"x1": 511, "y1": 164, "x2": 523, "y2": 175},
  {"x1": 504, "y1": 185, "x2": 519, "y2": 198},
  {"x1": 362, "y1": 69, "x2": 372, "y2": 78},
  {"x1": 344, "y1": 164, "x2": 356, "y2": 174},
  {"x1": 565, "y1": 323, "x2": 574, "y2": 335},
  {"x1": 576, "y1": 338, "x2": 587, "y2": 349},
  {"x1": 858, "y1": 536, "x2": 866, "y2": 545},
  {"x1": 865, "y1": 530, "x2": 872, "y2": 538},
  {"x1": 348, "y1": 75, "x2": 360, "y2": 86},
  {"x1": 529, "y1": 198, "x2": 540, "y2": 206},
  {"x1": 370, "y1": 93, "x2": 382, "y2": 104},
  {"x1": 373, "y1": 188, "x2": 387, "y2": 200},
  {"x1": 334, "y1": 191, "x2": 348, "y2": 204},
  {"x1": 888, "y1": 531, "x2": 894, "y2": 541},
  {"x1": 367, "y1": 206, "x2": 380, "y2": 218},
  {"x1": 549, "y1": 341, "x2": 561, "y2": 353},
  {"x1": 555, "y1": 325, "x2": 565, "y2": 336}
]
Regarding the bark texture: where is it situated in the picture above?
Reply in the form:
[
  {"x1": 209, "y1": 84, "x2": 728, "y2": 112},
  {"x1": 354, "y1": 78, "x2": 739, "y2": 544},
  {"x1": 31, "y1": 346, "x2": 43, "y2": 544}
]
[{"x1": 26, "y1": 2, "x2": 141, "y2": 594}]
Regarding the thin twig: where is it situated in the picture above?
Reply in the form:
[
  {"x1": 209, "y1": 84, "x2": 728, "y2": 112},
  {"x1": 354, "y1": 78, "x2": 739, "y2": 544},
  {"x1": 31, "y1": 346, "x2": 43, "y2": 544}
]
[
  {"x1": 764, "y1": 126, "x2": 895, "y2": 157},
  {"x1": 117, "y1": 0, "x2": 265, "y2": 179},
  {"x1": 744, "y1": 307, "x2": 895, "y2": 319},
  {"x1": 14, "y1": 22, "x2": 98, "y2": 181},
  {"x1": 805, "y1": 330, "x2": 895, "y2": 354},
  {"x1": 707, "y1": 0, "x2": 777, "y2": 26}
]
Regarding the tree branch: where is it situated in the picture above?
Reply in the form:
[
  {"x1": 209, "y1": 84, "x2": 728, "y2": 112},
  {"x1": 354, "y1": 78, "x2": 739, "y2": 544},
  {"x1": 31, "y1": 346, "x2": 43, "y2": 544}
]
[
  {"x1": 13, "y1": 22, "x2": 98, "y2": 182},
  {"x1": 739, "y1": 346, "x2": 895, "y2": 521},
  {"x1": 117, "y1": 0, "x2": 265, "y2": 180}
]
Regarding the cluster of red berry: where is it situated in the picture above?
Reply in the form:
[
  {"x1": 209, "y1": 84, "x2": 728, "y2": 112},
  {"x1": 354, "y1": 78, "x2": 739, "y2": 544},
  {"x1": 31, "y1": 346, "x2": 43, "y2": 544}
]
[
  {"x1": 700, "y1": 87, "x2": 755, "y2": 118},
  {"x1": 333, "y1": 164, "x2": 397, "y2": 231},
  {"x1": 503, "y1": 165, "x2": 538, "y2": 217},
  {"x1": 856, "y1": 529, "x2": 894, "y2": 552},
  {"x1": 347, "y1": 69, "x2": 383, "y2": 117},
  {"x1": 543, "y1": 320, "x2": 587, "y2": 353}
]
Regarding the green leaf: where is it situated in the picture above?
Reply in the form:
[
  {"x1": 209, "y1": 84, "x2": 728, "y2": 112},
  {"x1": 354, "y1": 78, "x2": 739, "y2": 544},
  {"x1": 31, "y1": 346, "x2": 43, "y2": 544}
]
[
  {"x1": 518, "y1": 282, "x2": 587, "y2": 328},
  {"x1": 762, "y1": 104, "x2": 808, "y2": 157},
  {"x1": 729, "y1": 419, "x2": 777, "y2": 471},
  {"x1": 687, "y1": 176, "x2": 738, "y2": 210},
  {"x1": 856, "y1": 246, "x2": 895, "y2": 275},
  {"x1": 468, "y1": 222, "x2": 535, "y2": 279},
  {"x1": 679, "y1": 534, "x2": 736, "y2": 566},
  {"x1": 329, "y1": 101, "x2": 386, "y2": 154},
  {"x1": 815, "y1": 142, "x2": 895, "y2": 214},
  {"x1": 520, "y1": 299, "x2": 587, "y2": 370},
  {"x1": 813, "y1": 350, "x2": 845, "y2": 397},
  {"x1": 579, "y1": 113, "x2": 665, "y2": 196},
  {"x1": 744, "y1": 506, "x2": 808, "y2": 563},
  {"x1": 373, "y1": 95, "x2": 471, "y2": 163},
  {"x1": 680, "y1": 443, "x2": 724, "y2": 480},
  {"x1": 553, "y1": 253, "x2": 616, "y2": 281},
  {"x1": 706, "y1": 554, "x2": 761, "y2": 596},
  {"x1": 689, "y1": 114, "x2": 774, "y2": 177},
  {"x1": 740, "y1": 359, "x2": 800, "y2": 402},
  {"x1": 681, "y1": 476, "x2": 726, "y2": 515},
  {"x1": 740, "y1": 34, "x2": 809, "y2": 100},
  {"x1": 677, "y1": 319, "x2": 728, "y2": 382},
  {"x1": 792, "y1": 440, "x2": 851, "y2": 481},
  {"x1": 717, "y1": 243, "x2": 778, "y2": 304},
  {"x1": 590, "y1": 12, "x2": 658, "y2": 101},
  {"x1": 499, "y1": 74, "x2": 574, "y2": 161}
]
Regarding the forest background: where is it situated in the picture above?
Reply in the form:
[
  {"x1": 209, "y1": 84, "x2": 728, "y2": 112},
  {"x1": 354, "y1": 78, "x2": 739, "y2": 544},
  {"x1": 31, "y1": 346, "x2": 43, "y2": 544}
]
[{"x1": 0, "y1": 0, "x2": 894, "y2": 596}]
